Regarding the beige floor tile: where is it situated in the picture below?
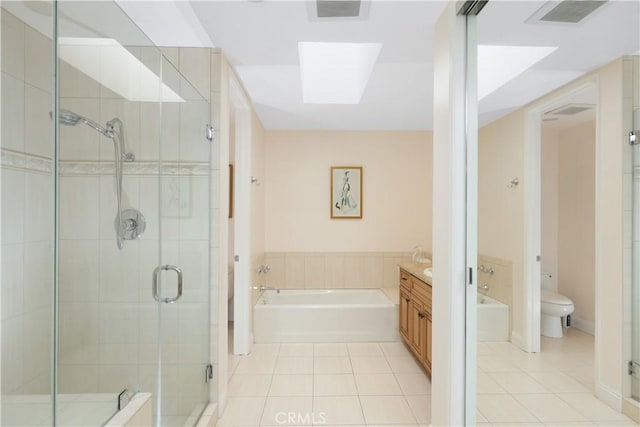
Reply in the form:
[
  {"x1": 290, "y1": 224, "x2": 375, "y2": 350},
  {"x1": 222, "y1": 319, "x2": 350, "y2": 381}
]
[
  {"x1": 360, "y1": 395, "x2": 417, "y2": 425},
  {"x1": 476, "y1": 394, "x2": 538, "y2": 423},
  {"x1": 386, "y1": 356, "x2": 423, "y2": 374},
  {"x1": 251, "y1": 343, "x2": 281, "y2": 356},
  {"x1": 488, "y1": 372, "x2": 550, "y2": 394},
  {"x1": 347, "y1": 342, "x2": 383, "y2": 357},
  {"x1": 351, "y1": 356, "x2": 392, "y2": 374},
  {"x1": 314, "y1": 357, "x2": 353, "y2": 374},
  {"x1": 380, "y1": 342, "x2": 413, "y2": 357},
  {"x1": 405, "y1": 395, "x2": 431, "y2": 424},
  {"x1": 313, "y1": 396, "x2": 365, "y2": 425},
  {"x1": 477, "y1": 355, "x2": 522, "y2": 373},
  {"x1": 558, "y1": 393, "x2": 632, "y2": 422},
  {"x1": 313, "y1": 374, "x2": 358, "y2": 396},
  {"x1": 261, "y1": 396, "x2": 313, "y2": 426},
  {"x1": 275, "y1": 357, "x2": 314, "y2": 375},
  {"x1": 478, "y1": 372, "x2": 507, "y2": 394},
  {"x1": 227, "y1": 374, "x2": 272, "y2": 397},
  {"x1": 354, "y1": 373, "x2": 401, "y2": 395},
  {"x1": 527, "y1": 372, "x2": 590, "y2": 393},
  {"x1": 279, "y1": 343, "x2": 314, "y2": 357},
  {"x1": 514, "y1": 394, "x2": 586, "y2": 423},
  {"x1": 269, "y1": 374, "x2": 313, "y2": 396},
  {"x1": 216, "y1": 397, "x2": 265, "y2": 426},
  {"x1": 233, "y1": 354, "x2": 277, "y2": 374},
  {"x1": 314, "y1": 343, "x2": 348, "y2": 357},
  {"x1": 394, "y1": 373, "x2": 432, "y2": 395}
]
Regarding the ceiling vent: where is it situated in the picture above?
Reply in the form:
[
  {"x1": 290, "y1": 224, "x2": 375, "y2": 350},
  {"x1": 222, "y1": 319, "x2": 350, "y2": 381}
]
[
  {"x1": 308, "y1": 0, "x2": 370, "y2": 20},
  {"x1": 316, "y1": 0, "x2": 361, "y2": 18},
  {"x1": 545, "y1": 103, "x2": 595, "y2": 116},
  {"x1": 528, "y1": 1, "x2": 608, "y2": 24}
]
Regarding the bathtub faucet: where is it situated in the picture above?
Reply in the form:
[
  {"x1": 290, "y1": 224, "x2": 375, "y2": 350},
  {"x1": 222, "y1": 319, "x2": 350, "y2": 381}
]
[{"x1": 257, "y1": 265, "x2": 271, "y2": 274}]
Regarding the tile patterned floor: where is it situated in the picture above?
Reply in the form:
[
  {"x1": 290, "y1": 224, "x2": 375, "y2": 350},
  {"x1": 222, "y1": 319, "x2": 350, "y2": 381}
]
[{"x1": 222, "y1": 328, "x2": 639, "y2": 426}]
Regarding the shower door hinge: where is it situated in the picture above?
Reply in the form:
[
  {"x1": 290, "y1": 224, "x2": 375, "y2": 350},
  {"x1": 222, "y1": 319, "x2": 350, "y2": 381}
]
[
  {"x1": 630, "y1": 131, "x2": 639, "y2": 146},
  {"x1": 205, "y1": 364, "x2": 213, "y2": 383},
  {"x1": 206, "y1": 124, "x2": 215, "y2": 142},
  {"x1": 628, "y1": 360, "x2": 640, "y2": 376}
]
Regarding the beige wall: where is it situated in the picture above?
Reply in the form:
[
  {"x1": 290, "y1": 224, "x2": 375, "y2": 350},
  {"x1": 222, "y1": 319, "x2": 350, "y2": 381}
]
[
  {"x1": 558, "y1": 121, "x2": 596, "y2": 331},
  {"x1": 264, "y1": 130, "x2": 433, "y2": 253},
  {"x1": 250, "y1": 109, "x2": 266, "y2": 295},
  {"x1": 479, "y1": 58, "x2": 629, "y2": 407},
  {"x1": 541, "y1": 126, "x2": 559, "y2": 291},
  {"x1": 478, "y1": 109, "x2": 526, "y2": 342}
]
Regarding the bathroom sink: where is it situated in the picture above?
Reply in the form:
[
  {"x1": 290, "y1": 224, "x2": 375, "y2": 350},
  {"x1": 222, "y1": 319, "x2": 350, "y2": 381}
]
[{"x1": 423, "y1": 267, "x2": 432, "y2": 279}]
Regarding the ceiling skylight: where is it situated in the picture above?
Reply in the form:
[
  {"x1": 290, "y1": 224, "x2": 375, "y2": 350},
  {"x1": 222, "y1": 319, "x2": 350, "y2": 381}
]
[
  {"x1": 58, "y1": 37, "x2": 184, "y2": 103},
  {"x1": 478, "y1": 45, "x2": 558, "y2": 100},
  {"x1": 298, "y1": 41, "x2": 382, "y2": 104}
]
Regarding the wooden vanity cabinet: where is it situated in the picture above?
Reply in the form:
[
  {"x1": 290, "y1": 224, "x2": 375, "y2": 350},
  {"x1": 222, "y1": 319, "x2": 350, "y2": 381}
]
[{"x1": 399, "y1": 268, "x2": 432, "y2": 377}]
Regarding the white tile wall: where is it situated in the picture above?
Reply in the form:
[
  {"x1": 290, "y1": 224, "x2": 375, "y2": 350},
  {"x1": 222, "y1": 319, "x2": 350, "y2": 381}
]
[{"x1": 1, "y1": 72, "x2": 25, "y2": 152}]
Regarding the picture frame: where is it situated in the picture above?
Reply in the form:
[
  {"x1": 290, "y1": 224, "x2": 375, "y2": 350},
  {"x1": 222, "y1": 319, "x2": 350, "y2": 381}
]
[{"x1": 331, "y1": 166, "x2": 363, "y2": 219}]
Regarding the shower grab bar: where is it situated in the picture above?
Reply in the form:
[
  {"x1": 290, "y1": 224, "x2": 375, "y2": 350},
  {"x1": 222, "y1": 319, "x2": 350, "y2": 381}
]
[{"x1": 153, "y1": 265, "x2": 183, "y2": 303}]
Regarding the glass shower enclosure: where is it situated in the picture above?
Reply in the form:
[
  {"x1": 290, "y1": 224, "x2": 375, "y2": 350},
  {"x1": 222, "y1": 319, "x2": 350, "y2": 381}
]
[{"x1": 1, "y1": 1, "x2": 212, "y2": 426}]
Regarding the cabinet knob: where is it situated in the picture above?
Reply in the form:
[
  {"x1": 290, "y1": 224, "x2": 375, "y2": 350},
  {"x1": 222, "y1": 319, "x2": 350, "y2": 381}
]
[{"x1": 418, "y1": 312, "x2": 425, "y2": 319}]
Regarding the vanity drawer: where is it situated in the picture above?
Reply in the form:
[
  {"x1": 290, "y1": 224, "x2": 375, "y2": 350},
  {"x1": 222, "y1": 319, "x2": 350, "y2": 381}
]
[
  {"x1": 400, "y1": 270, "x2": 412, "y2": 288},
  {"x1": 412, "y1": 277, "x2": 432, "y2": 305}
]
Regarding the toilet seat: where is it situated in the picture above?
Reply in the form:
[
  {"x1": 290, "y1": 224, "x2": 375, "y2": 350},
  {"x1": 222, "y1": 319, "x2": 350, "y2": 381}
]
[{"x1": 541, "y1": 289, "x2": 572, "y2": 306}]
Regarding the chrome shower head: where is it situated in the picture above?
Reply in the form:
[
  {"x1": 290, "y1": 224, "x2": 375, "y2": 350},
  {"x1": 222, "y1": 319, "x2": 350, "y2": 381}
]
[
  {"x1": 57, "y1": 109, "x2": 83, "y2": 126},
  {"x1": 52, "y1": 109, "x2": 111, "y2": 137}
]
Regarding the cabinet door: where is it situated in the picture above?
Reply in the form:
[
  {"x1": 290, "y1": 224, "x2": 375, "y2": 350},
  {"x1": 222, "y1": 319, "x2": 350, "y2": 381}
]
[
  {"x1": 399, "y1": 289, "x2": 411, "y2": 340},
  {"x1": 409, "y1": 300, "x2": 425, "y2": 358},
  {"x1": 425, "y1": 313, "x2": 432, "y2": 373}
]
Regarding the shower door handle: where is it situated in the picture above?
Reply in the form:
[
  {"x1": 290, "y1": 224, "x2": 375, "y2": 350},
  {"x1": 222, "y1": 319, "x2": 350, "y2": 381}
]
[{"x1": 153, "y1": 265, "x2": 183, "y2": 303}]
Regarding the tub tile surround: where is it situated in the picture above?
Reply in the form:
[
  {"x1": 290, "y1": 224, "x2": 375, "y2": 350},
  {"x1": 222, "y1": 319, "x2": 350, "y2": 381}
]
[{"x1": 264, "y1": 252, "x2": 416, "y2": 290}]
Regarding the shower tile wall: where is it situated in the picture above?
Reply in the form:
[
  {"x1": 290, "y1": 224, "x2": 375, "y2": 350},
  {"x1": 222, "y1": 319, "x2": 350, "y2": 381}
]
[{"x1": 1, "y1": 9, "x2": 53, "y2": 396}]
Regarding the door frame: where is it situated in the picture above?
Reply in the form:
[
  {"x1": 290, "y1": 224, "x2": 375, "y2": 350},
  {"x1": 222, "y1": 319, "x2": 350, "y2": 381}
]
[{"x1": 522, "y1": 81, "x2": 598, "y2": 355}]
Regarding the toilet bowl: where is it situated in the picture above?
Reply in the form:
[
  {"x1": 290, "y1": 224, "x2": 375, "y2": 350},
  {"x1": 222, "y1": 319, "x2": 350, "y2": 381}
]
[{"x1": 540, "y1": 288, "x2": 574, "y2": 338}]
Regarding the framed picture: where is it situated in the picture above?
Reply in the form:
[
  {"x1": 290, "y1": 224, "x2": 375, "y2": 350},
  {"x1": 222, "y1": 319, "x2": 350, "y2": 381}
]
[{"x1": 331, "y1": 166, "x2": 362, "y2": 219}]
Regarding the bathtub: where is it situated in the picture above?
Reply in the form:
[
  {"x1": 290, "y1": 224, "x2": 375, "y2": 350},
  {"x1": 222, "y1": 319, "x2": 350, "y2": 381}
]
[
  {"x1": 254, "y1": 289, "x2": 397, "y2": 343},
  {"x1": 477, "y1": 294, "x2": 509, "y2": 341}
]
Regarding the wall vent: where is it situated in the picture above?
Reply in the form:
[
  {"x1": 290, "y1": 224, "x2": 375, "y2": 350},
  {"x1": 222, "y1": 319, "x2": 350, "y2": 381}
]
[
  {"x1": 316, "y1": 0, "x2": 361, "y2": 18},
  {"x1": 545, "y1": 103, "x2": 594, "y2": 116},
  {"x1": 528, "y1": 1, "x2": 607, "y2": 25}
]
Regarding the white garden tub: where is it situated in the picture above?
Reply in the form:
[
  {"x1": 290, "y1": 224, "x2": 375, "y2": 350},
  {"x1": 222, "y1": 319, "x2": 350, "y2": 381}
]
[
  {"x1": 254, "y1": 289, "x2": 397, "y2": 343},
  {"x1": 477, "y1": 294, "x2": 509, "y2": 341}
]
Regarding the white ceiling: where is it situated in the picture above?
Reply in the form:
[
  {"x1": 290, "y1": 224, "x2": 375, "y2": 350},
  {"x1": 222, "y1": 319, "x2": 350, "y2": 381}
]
[
  {"x1": 7, "y1": 0, "x2": 638, "y2": 131},
  {"x1": 184, "y1": 0, "x2": 639, "y2": 131}
]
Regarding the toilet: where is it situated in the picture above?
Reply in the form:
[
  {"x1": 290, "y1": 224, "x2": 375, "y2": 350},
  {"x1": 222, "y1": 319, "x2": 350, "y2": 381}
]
[{"x1": 540, "y1": 273, "x2": 575, "y2": 338}]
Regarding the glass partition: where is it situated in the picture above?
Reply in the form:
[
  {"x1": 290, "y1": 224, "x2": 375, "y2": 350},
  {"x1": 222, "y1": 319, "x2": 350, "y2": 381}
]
[{"x1": 1, "y1": 1, "x2": 211, "y2": 425}]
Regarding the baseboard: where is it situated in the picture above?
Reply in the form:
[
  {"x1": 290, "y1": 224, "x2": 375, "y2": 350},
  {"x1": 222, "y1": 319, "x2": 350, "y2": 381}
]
[
  {"x1": 623, "y1": 398, "x2": 640, "y2": 423},
  {"x1": 570, "y1": 315, "x2": 595, "y2": 335},
  {"x1": 510, "y1": 330, "x2": 525, "y2": 351},
  {"x1": 596, "y1": 382, "x2": 623, "y2": 412}
]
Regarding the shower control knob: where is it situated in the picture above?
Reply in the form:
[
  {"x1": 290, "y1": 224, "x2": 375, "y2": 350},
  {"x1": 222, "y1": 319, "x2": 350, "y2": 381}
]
[{"x1": 115, "y1": 209, "x2": 146, "y2": 242}]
